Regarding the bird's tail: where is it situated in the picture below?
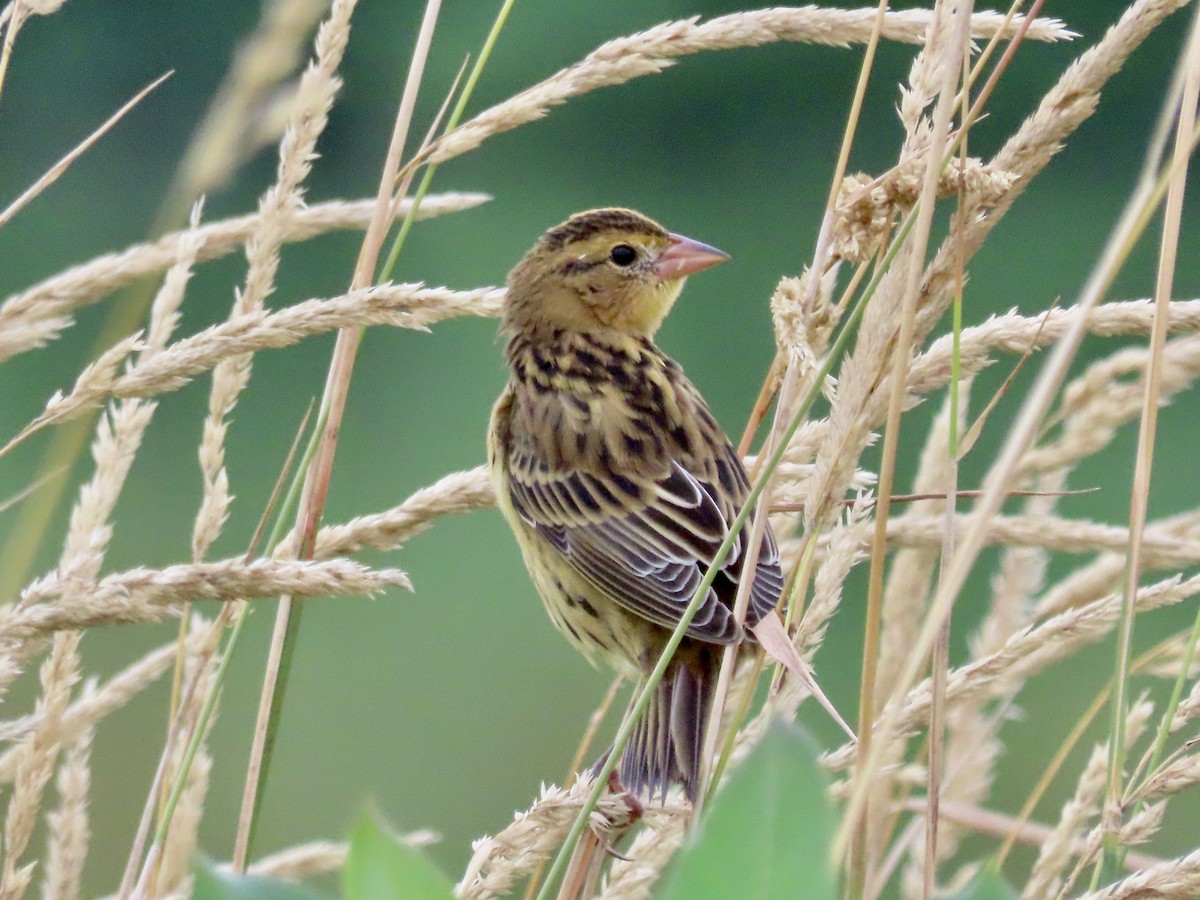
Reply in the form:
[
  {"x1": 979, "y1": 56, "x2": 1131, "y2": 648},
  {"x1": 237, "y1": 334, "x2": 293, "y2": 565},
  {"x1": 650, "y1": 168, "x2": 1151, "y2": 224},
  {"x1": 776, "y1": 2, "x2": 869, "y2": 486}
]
[{"x1": 620, "y1": 649, "x2": 715, "y2": 802}]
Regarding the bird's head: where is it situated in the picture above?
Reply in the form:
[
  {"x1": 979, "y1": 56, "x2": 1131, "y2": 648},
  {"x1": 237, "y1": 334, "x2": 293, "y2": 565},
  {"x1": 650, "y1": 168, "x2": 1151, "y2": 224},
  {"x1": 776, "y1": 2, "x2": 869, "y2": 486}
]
[{"x1": 504, "y1": 208, "x2": 729, "y2": 339}]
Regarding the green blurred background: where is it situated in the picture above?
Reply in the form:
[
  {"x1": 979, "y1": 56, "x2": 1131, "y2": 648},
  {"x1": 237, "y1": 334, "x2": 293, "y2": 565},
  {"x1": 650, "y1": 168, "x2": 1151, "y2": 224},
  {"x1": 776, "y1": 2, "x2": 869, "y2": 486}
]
[{"x1": 1, "y1": 1, "x2": 1199, "y2": 894}]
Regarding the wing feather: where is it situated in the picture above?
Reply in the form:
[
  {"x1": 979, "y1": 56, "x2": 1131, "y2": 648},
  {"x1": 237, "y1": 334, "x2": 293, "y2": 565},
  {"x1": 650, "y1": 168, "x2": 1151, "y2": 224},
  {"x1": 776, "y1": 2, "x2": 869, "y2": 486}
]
[{"x1": 508, "y1": 449, "x2": 780, "y2": 645}]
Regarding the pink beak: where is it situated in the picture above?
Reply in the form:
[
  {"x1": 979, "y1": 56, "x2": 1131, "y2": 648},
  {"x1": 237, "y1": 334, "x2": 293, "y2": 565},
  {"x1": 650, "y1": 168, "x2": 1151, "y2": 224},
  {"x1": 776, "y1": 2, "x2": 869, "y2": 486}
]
[{"x1": 654, "y1": 232, "x2": 730, "y2": 279}]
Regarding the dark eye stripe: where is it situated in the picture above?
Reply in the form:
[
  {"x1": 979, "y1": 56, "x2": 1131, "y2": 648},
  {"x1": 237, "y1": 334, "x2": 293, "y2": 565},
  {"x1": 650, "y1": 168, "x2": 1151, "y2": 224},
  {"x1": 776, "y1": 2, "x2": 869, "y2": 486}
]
[{"x1": 559, "y1": 259, "x2": 602, "y2": 276}]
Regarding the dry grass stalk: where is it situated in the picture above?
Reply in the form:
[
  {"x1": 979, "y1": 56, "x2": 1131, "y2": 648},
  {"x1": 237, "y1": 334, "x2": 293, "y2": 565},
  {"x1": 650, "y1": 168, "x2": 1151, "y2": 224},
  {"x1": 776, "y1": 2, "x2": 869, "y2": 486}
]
[
  {"x1": 791, "y1": 495, "x2": 875, "y2": 663},
  {"x1": 1018, "y1": 698, "x2": 1158, "y2": 898},
  {"x1": 1063, "y1": 802, "x2": 1167, "y2": 898},
  {"x1": 2, "y1": 0, "x2": 1200, "y2": 895},
  {"x1": 148, "y1": 655, "x2": 217, "y2": 898},
  {"x1": 0, "y1": 191, "x2": 487, "y2": 364},
  {"x1": 824, "y1": 575, "x2": 1200, "y2": 775},
  {"x1": 873, "y1": 385, "x2": 965, "y2": 891},
  {"x1": 1131, "y1": 751, "x2": 1200, "y2": 803},
  {"x1": 457, "y1": 780, "x2": 654, "y2": 899},
  {"x1": 1077, "y1": 847, "x2": 1200, "y2": 900},
  {"x1": 902, "y1": 302, "x2": 1200, "y2": 412},
  {"x1": 0, "y1": 636, "x2": 80, "y2": 898},
  {"x1": 877, "y1": 385, "x2": 964, "y2": 709},
  {"x1": 907, "y1": 389, "x2": 981, "y2": 895},
  {"x1": 966, "y1": 514, "x2": 1060, "y2": 652},
  {"x1": 5, "y1": 556, "x2": 409, "y2": 643},
  {"x1": 175, "y1": 0, "x2": 330, "y2": 200},
  {"x1": 117, "y1": 609, "x2": 235, "y2": 895},
  {"x1": 835, "y1": 1, "x2": 1194, "y2": 864},
  {"x1": 193, "y1": 0, "x2": 355, "y2": 566},
  {"x1": 1170, "y1": 678, "x2": 1200, "y2": 729},
  {"x1": 0, "y1": 0, "x2": 100, "y2": 193},
  {"x1": 0, "y1": 633, "x2": 202, "y2": 780},
  {"x1": 831, "y1": 158, "x2": 1018, "y2": 264},
  {"x1": 1024, "y1": 336, "x2": 1200, "y2": 478},
  {"x1": 40, "y1": 718, "x2": 92, "y2": 900},
  {"x1": 6, "y1": 284, "x2": 505, "y2": 448},
  {"x1": 1024, "y1": 746, "x2": 1112, "y2": 899},
  {"x1": 235, "y1": 841, "x2": 348, "y2": 881},
  {"x1": 0, "y1": 2, "x2": 68, "y2": 29},
  {"x1": 214, "y1": 831, "x2": 437, "y2": 881},
  {"x1": 0, "y1": 72, "x2": 171, "y2": 232},
  {"x1": 300, "y1": 465, "x2": 494, "y2": 559},
  {"x1": 150, "y1": 745, "x2": 210, "y2": 899},
  {"x1": 879, "y1": 513, "x2": 1200, "y2": 569},
  {"x1": 897, "y1": 796, "x2": 1160, "y2": 876},
  {"x1": 2, "y1": 242, "x2": 175, "y2": 894},
  {"x1": 142, "y1": 202, "x2": 206, "y2": 362},
  {"x1": 426, "y1": 7, "x2": 1071, "y2": 167}
]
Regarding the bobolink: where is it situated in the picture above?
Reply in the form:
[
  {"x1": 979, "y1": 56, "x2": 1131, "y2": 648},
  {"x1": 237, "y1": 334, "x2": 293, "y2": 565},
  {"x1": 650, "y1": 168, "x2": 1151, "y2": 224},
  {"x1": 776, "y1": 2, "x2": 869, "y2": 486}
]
[{"x1": 488, "y1": 208, "x2": 782, "y2": 801}]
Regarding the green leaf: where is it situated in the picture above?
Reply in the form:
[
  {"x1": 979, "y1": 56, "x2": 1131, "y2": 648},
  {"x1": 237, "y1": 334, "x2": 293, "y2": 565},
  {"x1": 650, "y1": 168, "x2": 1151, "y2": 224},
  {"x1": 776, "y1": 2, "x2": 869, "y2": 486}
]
[
  {"x1": 660, "y1": 720, "x2": 837, "y2": 900},
  {"x1": 946, "y1": 865, "x2": 1019, "y2": 900},
  {"x1": 343, "y1": 808, "x2": 454, "y2": 900},
  {"x1": 192, "y1": 858, "x2": 324, "y2": 900}
]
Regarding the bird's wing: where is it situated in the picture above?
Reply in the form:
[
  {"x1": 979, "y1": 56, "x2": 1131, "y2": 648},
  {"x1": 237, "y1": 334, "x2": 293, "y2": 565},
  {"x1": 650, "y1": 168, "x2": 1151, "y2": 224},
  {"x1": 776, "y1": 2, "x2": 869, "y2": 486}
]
[{"x1": 505, "y1": 442, "x2": 783, "y2": 645}]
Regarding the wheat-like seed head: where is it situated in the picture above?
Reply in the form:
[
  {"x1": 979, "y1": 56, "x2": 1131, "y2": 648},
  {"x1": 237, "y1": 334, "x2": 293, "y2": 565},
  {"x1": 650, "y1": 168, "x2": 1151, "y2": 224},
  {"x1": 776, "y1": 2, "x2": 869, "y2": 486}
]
[{"x1": 2, "y1": 1, "x2": 1200, "y2": 898}]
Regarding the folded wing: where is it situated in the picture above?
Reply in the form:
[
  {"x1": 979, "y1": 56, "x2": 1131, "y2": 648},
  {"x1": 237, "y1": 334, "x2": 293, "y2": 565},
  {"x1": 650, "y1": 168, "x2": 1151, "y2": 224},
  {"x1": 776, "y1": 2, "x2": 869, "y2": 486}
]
[{"x1": 506, "y1": 445, "x2": 783, "y2": 645}]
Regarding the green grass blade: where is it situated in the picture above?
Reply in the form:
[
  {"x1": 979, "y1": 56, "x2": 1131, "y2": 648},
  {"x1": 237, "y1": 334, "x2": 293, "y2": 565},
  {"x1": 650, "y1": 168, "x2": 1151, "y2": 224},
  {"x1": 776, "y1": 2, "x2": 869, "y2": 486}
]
[
  {"x1": 344, "y1": 808, "x2": 455, "y2": 900},
  {"x1": 660, "y1": 721, "x2": 836, "y2": 900}
]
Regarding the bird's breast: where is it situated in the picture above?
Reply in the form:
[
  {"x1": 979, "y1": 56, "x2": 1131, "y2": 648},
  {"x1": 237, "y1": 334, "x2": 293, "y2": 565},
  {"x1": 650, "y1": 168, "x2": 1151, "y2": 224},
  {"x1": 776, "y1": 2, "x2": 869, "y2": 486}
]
[{"x1": 503, "y1": 333, "x2": 708, "y2": 478}]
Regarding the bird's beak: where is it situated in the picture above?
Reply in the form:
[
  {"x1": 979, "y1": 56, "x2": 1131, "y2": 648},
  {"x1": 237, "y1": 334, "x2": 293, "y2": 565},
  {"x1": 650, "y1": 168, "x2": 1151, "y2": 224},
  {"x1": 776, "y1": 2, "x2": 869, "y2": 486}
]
[{"x1": 655, "y1": 233, "x2": 730, "y2": 280}]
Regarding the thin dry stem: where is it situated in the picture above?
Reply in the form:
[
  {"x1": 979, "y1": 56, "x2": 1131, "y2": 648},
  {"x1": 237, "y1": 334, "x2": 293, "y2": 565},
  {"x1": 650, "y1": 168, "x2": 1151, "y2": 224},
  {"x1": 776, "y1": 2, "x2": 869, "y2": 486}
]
[
  {"x1": 1103, "y1": 6, "x2": 1200, "y2": 852},
  {"x1": 233, "y1": 0, "x2": 431, "y2": 870},
  {"x1": 0, "y1": 72, "x2": 171, "y2": 231}
]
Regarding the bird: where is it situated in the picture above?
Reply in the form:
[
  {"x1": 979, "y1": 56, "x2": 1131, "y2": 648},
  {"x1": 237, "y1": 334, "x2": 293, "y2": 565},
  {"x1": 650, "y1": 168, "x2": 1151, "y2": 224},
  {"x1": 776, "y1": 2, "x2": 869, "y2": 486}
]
[{"x1": 488, "y1": 208, "x2": 783, "y2": 802}]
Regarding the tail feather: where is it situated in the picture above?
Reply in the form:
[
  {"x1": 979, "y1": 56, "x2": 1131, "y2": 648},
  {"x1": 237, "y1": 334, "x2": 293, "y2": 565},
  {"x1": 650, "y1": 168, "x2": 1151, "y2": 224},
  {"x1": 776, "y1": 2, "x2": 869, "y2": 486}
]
[
  {"x1": 619, "y1": 675, "x2": 671, "y2": 801},
  {"x1": 653, "y1": 684, "x2": 672, "y2": 789},
  {"x1": 670, "y1": 661, "x2": 705, "y2": 800},
  {"x1": 619, "y1": 651, "x2": 714, "y2": 802}
]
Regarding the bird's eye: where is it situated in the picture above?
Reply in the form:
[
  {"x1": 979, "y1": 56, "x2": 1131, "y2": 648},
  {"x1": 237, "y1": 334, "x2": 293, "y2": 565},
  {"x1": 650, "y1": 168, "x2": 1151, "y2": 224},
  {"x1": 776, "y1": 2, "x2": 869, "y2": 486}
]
[{"x1": 609, "y1": 244, "x2": 638, "y2": 267}]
